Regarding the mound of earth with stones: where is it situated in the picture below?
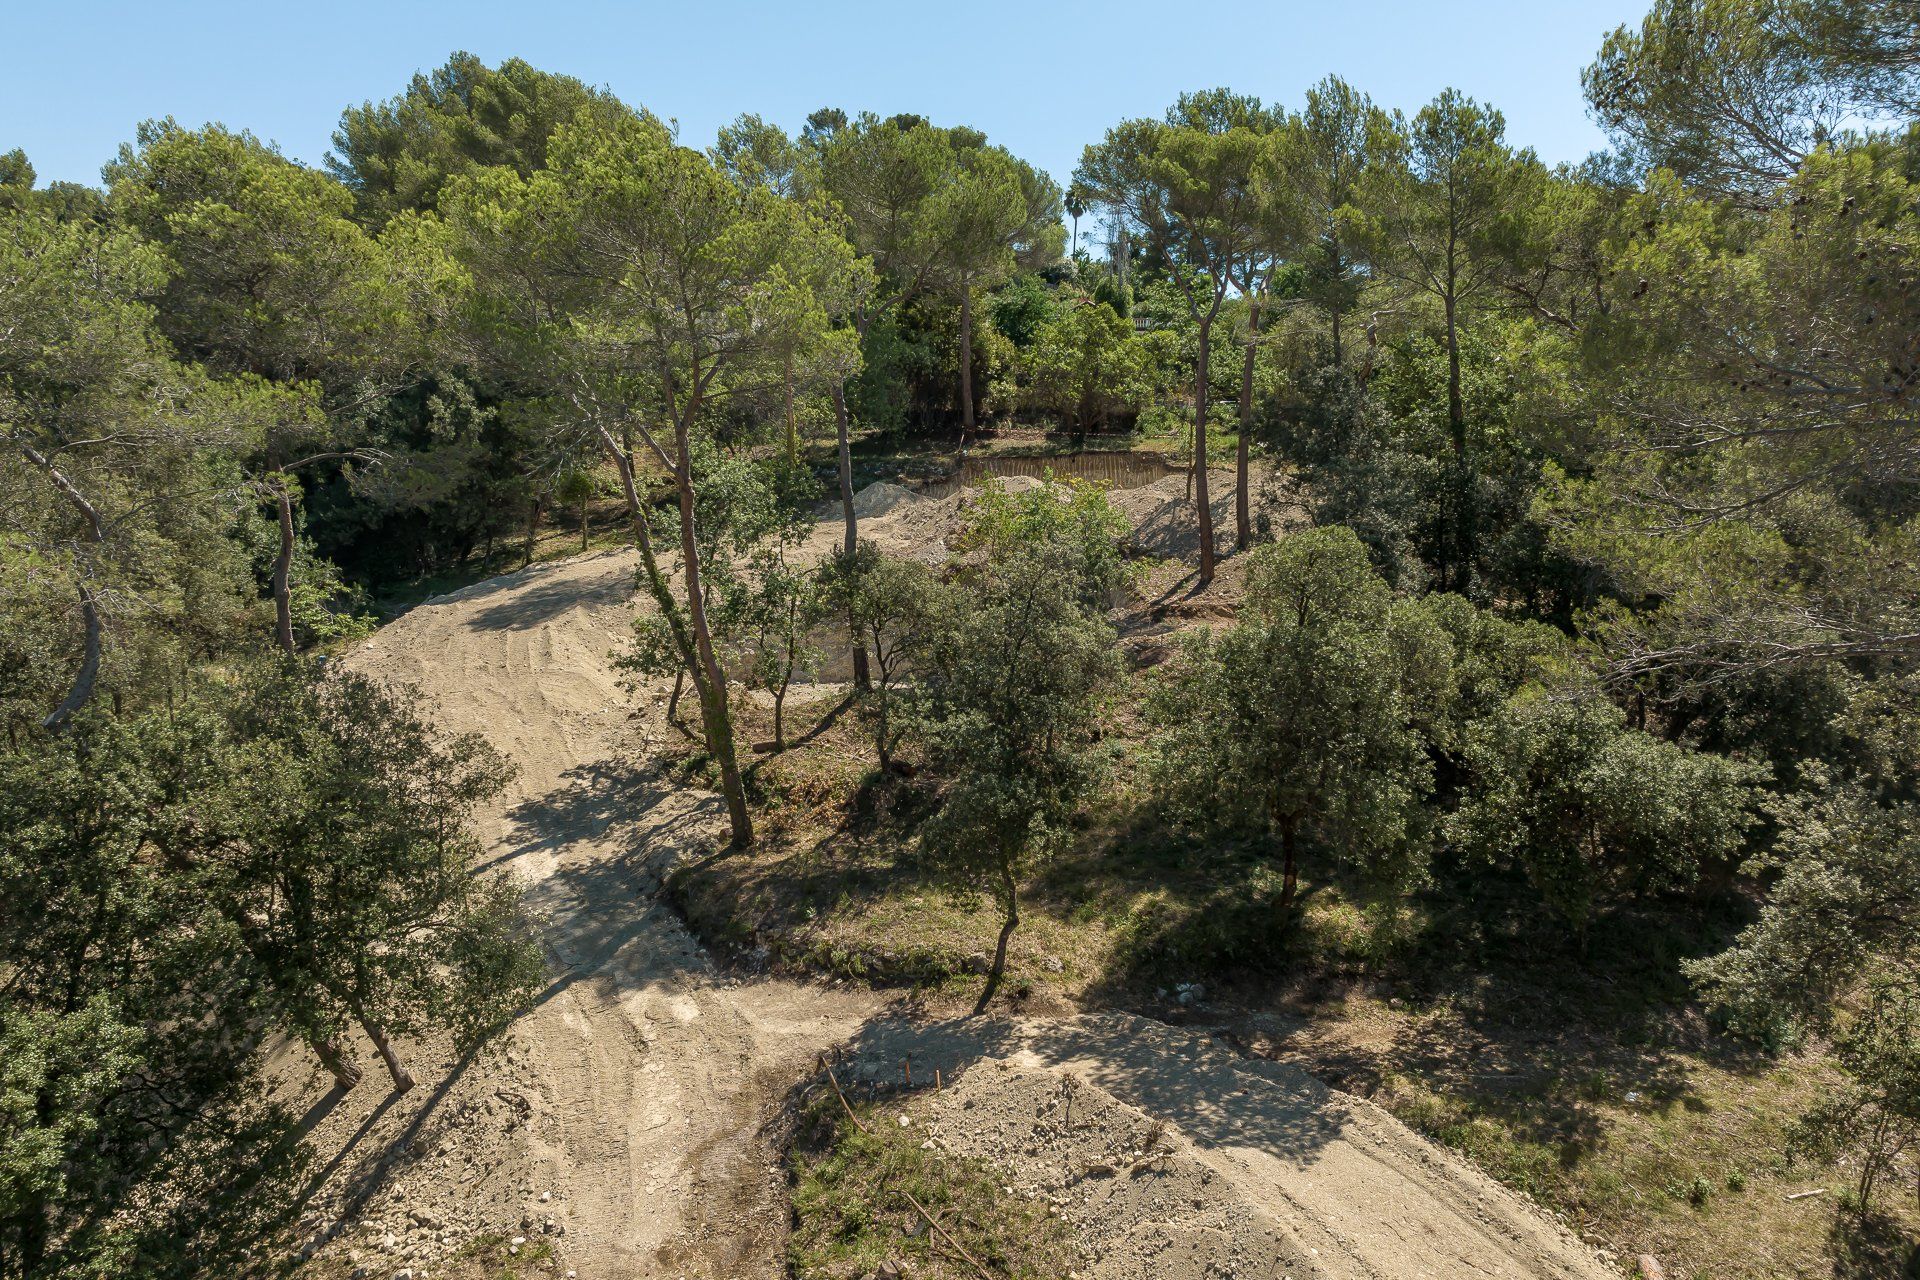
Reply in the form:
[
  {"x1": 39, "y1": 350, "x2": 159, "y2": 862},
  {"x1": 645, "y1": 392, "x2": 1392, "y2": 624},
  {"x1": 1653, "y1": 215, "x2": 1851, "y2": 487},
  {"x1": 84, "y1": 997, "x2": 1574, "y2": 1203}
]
[{"x1": 842, "y1": 1014, "x2": 1615, "y2": 1280}]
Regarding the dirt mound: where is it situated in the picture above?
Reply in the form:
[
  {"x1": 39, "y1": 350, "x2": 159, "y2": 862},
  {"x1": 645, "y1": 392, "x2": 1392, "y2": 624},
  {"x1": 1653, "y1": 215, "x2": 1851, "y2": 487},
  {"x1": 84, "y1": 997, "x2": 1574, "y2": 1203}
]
[
  {"x1": 1112, "y1": 468, "x2": 1298, "y2": 561},
  {"x1": 910, "y1": 1059, "x2": 1320, "y2": 1280},
  {"x1": 851, "y1": 480, "x2": 925, "y2": 518},
  {"x1": 850, "y1": 1014, "x2": 1615, "y2": 1280}
]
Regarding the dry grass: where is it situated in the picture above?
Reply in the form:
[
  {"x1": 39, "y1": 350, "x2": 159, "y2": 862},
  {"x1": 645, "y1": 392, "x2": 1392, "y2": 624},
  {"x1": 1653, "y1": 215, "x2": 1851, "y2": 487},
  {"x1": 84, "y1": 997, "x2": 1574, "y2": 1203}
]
[{"x1": 666, "y1": 687, "x2": 1920, "y2": 1278}]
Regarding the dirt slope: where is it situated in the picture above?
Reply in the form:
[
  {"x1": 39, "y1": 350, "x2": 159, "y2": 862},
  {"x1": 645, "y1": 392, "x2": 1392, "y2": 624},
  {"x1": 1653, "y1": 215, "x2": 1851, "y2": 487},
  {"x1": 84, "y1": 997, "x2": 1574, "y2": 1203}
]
[
  {"x1": 281, "y1": 500, "x2": 1614, "y2": 1280},
  {"x1": 293, "y1": 548, "x2": 881, "y2": 1280},
  {"x1": 855, "y1": 1015, "x2": 1616, "y2": 1280}
]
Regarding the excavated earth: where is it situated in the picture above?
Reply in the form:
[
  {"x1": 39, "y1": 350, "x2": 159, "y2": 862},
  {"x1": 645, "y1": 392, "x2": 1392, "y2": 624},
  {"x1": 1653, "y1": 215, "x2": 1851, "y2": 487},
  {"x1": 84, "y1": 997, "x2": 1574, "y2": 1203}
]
[{"x1": 279, "y1": 481, "x2": 1616, "y2": 1280}]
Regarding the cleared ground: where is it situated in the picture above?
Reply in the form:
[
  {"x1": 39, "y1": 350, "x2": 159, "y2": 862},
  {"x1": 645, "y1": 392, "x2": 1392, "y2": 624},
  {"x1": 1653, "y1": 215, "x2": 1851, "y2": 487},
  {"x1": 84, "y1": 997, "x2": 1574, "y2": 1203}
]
[{"x1": 284, "y1": 482, "x2": 1617, "y2": 1280}]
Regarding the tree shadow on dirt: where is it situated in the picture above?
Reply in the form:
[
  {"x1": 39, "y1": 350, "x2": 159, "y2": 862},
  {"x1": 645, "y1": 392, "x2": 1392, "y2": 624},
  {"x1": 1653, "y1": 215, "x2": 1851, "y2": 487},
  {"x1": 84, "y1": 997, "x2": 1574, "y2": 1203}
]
[
  {"x1": 1038, "y1": 812, "x2": 1772, "y2": 1174},
  {"x1": 504, "y1": 754, "x2": 730, "y2": 1011},
  {"x1": 458, "y1": 552, "x2": 635, "y2": 631}
]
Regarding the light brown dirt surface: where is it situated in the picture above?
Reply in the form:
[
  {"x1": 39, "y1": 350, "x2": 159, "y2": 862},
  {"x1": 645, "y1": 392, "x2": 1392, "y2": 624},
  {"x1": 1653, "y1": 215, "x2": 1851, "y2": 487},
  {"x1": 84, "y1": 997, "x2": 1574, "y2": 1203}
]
[
  {"x1": 286, "y1": 548, "x2": 882, "y2": 1280},
  {"x1": 853, "y1": 1014, "x2": 1618, "y2": 1280},
  {"x1": 279, "y1": 491, "x2": 1616, "y2": 1280}
]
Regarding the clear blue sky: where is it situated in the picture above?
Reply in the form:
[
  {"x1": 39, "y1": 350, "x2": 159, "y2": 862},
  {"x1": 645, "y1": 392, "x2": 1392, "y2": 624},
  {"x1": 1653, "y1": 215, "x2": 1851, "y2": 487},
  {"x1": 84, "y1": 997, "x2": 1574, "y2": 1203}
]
[{"x1": 7, "y1": 1, "x2": 1647, "y2": 192}]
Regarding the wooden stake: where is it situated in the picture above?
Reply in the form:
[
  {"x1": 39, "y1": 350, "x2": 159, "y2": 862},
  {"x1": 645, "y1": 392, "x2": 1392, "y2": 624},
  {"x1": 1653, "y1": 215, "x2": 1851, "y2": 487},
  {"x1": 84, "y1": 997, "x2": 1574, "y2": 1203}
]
[
  {"x1": 904, "y1": 1188, "x2": 996, "y2": 1280},
  {"x1": 817, "y1": 1056, "x2": 869, "y2": 1135}
]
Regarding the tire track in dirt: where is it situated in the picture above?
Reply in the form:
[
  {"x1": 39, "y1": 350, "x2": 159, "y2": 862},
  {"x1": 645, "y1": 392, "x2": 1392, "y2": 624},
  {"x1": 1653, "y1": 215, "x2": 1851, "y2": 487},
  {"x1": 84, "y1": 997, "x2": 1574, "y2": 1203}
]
[{"x1": 339, "y1": 548, "x2": 882, "y2": 1279}]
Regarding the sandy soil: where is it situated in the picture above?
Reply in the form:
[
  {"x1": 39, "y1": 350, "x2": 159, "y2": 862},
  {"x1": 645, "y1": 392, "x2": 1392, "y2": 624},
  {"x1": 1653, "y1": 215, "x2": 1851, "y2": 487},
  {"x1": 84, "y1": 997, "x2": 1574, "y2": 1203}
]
[{"x1": 280, "y1": 484, "x2": 1615, "y2": 1280}]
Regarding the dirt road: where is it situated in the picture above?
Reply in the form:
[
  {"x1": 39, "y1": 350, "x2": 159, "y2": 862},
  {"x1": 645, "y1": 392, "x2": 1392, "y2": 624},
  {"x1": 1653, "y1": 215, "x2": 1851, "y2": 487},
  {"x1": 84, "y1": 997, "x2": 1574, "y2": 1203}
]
[
  {"x1": 316, "y1": 547, "x2": 881, "y2": 1278},
  {"x1": 284, "y1": 509, "x2": 1614, "y2": 1280}
]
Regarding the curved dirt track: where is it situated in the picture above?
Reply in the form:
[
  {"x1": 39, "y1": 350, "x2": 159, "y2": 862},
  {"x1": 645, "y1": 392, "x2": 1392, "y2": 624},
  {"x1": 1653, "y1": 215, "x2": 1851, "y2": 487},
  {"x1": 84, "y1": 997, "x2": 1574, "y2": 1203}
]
[
  {"x1": 296, "y1": 520, "x2": 1614, "y2": 1280},
  {"x1": 340, "y1": 547, "x2": 883, "y2": 1278}
]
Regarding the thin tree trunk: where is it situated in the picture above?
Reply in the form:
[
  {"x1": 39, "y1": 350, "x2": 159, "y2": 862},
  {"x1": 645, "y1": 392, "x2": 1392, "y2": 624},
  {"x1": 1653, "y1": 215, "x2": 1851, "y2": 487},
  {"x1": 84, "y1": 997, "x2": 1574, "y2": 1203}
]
[
  {"x1": 671, "y1": 411, "x2": 753, "y2": 848},
  {"x1": 831, "y1": 380, "x2": 871, "y2": 691},
  {"x1": 272, "y1": 484, "x2": 298, "y2": 654},
  {"x1": 1443, "y1": 290, "x2": 1469, "y2": 591},
  {"x1": 783, "y1": 351, "x2": 799, "y2": 466},
  {"x1": 1235, "y1": 300, "x2": 1259, "y2": 552},
  {"x1": 958, "y1": 285, "x2": 976, "y2": 446},
  {"x1": 311, "y1": 1034, "x2": 364, "y2": 1091},
  {"x1": 1278, "y1": 822, "x2": 1299, "y2": 914},
  {"x1": 359, "y1": 1015, "x2": 415, "y2": 1094},
  {"x1": 973, "y1": 863, "x2": 1019, "y2": 1016},
  {"x1": 19, "y1": 442, "x2": 106, "y2": 731},
  {"x1": 1194, "y1": 314, "x2": 1217, "y2": 585},
  {"x1": 580, "y1": 495, "x2": 590, "y2": 550},
  {"x1": 523, "y1": 496, "x2": 542, "y2": 567}
]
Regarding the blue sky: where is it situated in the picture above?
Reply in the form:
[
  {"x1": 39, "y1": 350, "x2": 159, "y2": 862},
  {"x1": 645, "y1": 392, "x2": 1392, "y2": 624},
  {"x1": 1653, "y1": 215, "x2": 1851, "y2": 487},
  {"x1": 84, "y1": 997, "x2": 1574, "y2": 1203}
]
[{"x1": 7, "y1": 1, "x2": 1647, "y2": 191}]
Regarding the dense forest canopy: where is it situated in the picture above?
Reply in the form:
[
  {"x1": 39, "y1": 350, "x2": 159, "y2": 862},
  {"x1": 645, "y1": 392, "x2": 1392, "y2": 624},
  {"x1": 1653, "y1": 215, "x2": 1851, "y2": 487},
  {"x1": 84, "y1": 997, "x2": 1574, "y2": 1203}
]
[{"x1": 4, "y1": 2, "x2": 1919, "y2": 1274}]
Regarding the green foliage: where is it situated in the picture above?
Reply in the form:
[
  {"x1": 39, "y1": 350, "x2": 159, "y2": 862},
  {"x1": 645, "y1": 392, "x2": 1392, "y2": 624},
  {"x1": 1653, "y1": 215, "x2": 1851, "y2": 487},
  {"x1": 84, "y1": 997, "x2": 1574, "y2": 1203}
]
[
  {"x1": 1784, "y1": 977, "x2": 1920, "y2": 1211},
  {"x1": 824, "y1": 543, "x2": 952, "y2": 770},
  {"x1": 201, "y1": 662, "x2": 540, "y2": 1055},
  {"x1": 1446, "y1": 688, "x2": 1764, "y2": 935},
  {"x1": 917, "y1": 482, "x2": 1127, "y2": 988},
  {"x1": 1018, "y1": 298, "x2": 1166, "y2": 433},
  {"x1": 328, "y1": 51, "x2": 632, "y2": 222},
  {"x1": 1148, "y1": 526, "x2": 1445, "y2": 912},
  {"x1": 987, "y1": 272, "x2": 1055, "y2": 347}
]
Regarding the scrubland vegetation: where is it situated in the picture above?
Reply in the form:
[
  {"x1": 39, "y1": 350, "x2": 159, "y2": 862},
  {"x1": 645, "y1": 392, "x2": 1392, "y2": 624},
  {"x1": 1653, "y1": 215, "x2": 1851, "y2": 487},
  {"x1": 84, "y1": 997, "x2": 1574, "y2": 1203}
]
[{"x1": 5, "y1": 2, "x2": 1920, "y2": 1276}]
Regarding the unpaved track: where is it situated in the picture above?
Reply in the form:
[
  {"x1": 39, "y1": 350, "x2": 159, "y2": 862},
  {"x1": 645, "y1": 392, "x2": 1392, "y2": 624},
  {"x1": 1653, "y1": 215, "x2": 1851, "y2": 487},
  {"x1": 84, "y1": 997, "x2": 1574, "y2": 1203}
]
[
  {"x1": 317, "y1": 525, "x2": 1613, "y2": 1280},
  {"x1": 344, "y1": 548, "x2": 881, "y2": 1278}
]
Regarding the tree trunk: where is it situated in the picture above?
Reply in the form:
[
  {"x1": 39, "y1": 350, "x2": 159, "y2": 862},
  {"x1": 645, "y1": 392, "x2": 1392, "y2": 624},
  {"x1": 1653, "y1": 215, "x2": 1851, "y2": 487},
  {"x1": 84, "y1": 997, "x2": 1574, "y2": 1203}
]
[
  {"x1": 958, "y1": 284, "x2": 977, "y2": 446},
  {"x1": 311, "y1": 1034, "x2": 364, "y2": 1091},
  {"x1": 1278, "y1": 821, "x2": 1300, "y2": 914},
  {"x1": 359, "y1": 1015, "x2": 415, "y2": 1094},
  {"x1": 831, "y1": 380, "x2": 871, "y2": 691},
  {"x1": 973, "y1": 863, "x2": 1019, "y2": 1016},
  {"x1": 1193, "y1": 314, "x2": 1217, "y2": 585},
  {"x1": 671, "y1": 412, "x2": 754, "y2": 848},
  {"x1": 1235, "y1": 301, "x2": 1259, "y2": 552},
  {"x1": 1443, "y1": 291, "x2": 1470, "y2": 592},
  {"x1": 523, "y1": 496, "x2": 543, "y2": 567},
  {"x1": 783, "y1": 351, "x2": 799, "y2": 466},
  {"x1": 19, "y1": 443, "x2": 107, "y2": 731},
  {"x1": 580, "y1": 495, "x2": 590, "y2": 550},
  {"x1": 272, "y1": 484, "x2": 298, "y2": 654}
]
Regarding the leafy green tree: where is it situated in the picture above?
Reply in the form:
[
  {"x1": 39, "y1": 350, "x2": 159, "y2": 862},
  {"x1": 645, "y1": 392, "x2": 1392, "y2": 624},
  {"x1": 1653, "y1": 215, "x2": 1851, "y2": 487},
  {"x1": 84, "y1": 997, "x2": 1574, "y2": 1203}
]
[
  {"x1": 1078, "y1": 112, "x2": 1268, "y2": 583},
  {"x1": 1586, "y1": 0, "x2": 1920, "y2": 202},
  {"x1": 1263, "y1": 77, "x2": 1392, "y2": 366},
  {"x1": 1, "y1": 206, "x2": 265, "y2": 728},
  {"x1": 824, "y1": 543, "x2": 951, "y2": 772},
  {"x1": 928, "y1": 141, "x2": 1064, "y2": 438},
  {"x1": 1447, "y1": 687, "x2": 1763, "y2": 938},
  {"x1": 1550, "y1": 137, "x2": 1920, "y2": 684},
  {"x1": 328, "y1": 51, "x2": 631, "y2": 222},
  {"x1": 1350, "y1": 91, "x2": 1544, "y2": 592},
  {"x1": 1019, "y1": 298, "x2": 1164, "y2": 437},
  {"x1": 199, "y1": 662, "x2": 537, "y2": 1092},
  {"x1": 1784, "y1": 976, "x2": 1920, "y2": 1212},
  {"x1": 919, "y1": 482, "x2": 1127, "y2": 1010},
  {"x1": 1148, "y1": 525, "x2": 1444, "y2": 913},
  {"x1": 106, "y1": 121, "x2": 427, "y2": 651},
  {"x1": 448, "y1": 111, "x2": 861, "y2": 845},
  {"x1": 724, "y1": 545, "x2": 827, "y2": 753},
  {"x1": 0, "y1": 708, "x2": 298, "y2": 1279}
]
